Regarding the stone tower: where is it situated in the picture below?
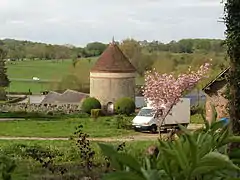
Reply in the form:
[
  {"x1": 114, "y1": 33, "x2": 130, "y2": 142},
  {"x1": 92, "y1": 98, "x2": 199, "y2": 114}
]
[{"x1": 90, "y1": 40, "x2": 136, "y2": 108}]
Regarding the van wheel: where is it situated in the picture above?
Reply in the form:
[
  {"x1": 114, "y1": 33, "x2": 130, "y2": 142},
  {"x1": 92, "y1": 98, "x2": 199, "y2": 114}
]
[{"x1": 150, "y1": 125, "x2": 157, "y2": 134}]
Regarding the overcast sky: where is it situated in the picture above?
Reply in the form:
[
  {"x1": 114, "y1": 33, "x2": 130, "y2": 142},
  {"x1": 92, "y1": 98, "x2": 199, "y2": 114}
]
[{"x1": 0, "y1": 0, "x2": 225, "y2": 46}]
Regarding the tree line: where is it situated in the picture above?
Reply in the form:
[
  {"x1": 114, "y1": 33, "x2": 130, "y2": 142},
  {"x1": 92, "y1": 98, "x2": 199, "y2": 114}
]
[
  {"x1": 54, "y1": 38, "x2": 228, "y2": 92},
  {"x1": 0, "y1": 39, "x2": 107, "y2": 60},
  {"x1": 0, "y1": 38, "x2": 225, "y2": 61}
]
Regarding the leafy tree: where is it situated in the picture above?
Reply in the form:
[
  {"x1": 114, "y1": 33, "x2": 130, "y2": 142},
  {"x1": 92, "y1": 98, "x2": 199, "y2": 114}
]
[
  {"x1": 86, "y1": 42, "x2": 107, "y2": 56},
  {"x1": 72, "y1": 58, "x2": 78, "y2": 68},
  {"x1": 143, "y1": 63, "x2": 210, "y2": 133},
  {"x1": 224, "y1": 0, "x2": 240, "y2": 149},
  {"x1": 178, "y1": 39, "x2": 194, "y2": 53},
  {"x1": 57, "y1": 74, "x2": 82, "y2": 91},
  {"x1": 0, "y1": 38, "x2": 227, "y2": 62},
  {"x1": 119, "y1": 39, "x2": 142, "y2": 68},
  {"x1": 0, "y1": 48, "x2": 10, "y2": 100},
  {"x1": 153, "y1": 57, "x2": 176, "y2": 74},
  {"x1": 120, "y1": 39, "x2": 154, "y2": 75}
]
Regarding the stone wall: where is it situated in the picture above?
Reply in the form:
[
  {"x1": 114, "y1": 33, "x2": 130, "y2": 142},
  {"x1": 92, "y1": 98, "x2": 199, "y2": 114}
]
[
  {"x1": 0, "y1": 103, "x2": 81, "y2": 114},
  {"x1": 90, "y1": 72, "x2": 136, "y2": 106},
  {"x1": 205, "y1": 84, "x2": 229, "y2": 122}
]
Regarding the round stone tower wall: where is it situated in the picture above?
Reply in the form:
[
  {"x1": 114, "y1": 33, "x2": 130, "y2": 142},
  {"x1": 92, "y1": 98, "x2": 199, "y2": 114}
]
[{"x1": 90, "y1": 72, "x2": 136, "y2": 106}]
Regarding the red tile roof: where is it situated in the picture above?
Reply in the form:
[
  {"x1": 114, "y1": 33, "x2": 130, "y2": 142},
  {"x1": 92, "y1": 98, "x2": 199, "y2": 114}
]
[{"x1": 91, "y1": 43, "x2": 136, "y2": 73}]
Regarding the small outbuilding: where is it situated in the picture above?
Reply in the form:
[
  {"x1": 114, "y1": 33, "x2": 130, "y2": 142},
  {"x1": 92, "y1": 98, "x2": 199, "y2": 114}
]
[{"x1": 90, "y1": 40, "x2": 136, "y2": 109}]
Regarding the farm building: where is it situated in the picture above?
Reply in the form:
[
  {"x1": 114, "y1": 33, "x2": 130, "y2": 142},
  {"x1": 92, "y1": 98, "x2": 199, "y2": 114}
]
[
  {"x1": 40, "y1": 89, "x2": 89, "y2": 105},
  {"x1": 90, "y1": 40, "x2": 136, "y2": 110},
  {"x1": 17, "y1": 89, "x2": 89, "y2": 105},
  {"x1": 202, "y1": 67, "x2": 230, "y2": 121}
]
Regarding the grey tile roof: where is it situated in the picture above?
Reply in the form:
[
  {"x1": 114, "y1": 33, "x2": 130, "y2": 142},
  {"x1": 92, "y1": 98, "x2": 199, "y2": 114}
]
[{"x1": 41, "y1": 90, "x2": 89, "y2": 104}]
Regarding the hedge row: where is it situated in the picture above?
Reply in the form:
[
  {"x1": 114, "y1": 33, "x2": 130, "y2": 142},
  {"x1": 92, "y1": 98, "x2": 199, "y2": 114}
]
[
  {"x1": 0, "y1": 111, "x2": 89, "y2": 119},
  {"x1": 81, "y1": 97, "x2": 136, "y2": 116}
]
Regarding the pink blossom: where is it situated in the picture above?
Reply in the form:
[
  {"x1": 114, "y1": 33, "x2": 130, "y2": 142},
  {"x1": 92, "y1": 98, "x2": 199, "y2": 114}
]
[{"x1": 142, "y1": 63, "x2": 210, "y2": 124}]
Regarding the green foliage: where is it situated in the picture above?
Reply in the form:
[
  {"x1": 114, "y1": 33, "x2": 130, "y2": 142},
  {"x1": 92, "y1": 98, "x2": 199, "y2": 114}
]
[
  {"x1": 74, "y1": 125, "x2": 96, "y2": 172},
  {"x1": 120, "y1": 39, "x2": 155, "y2": 75},
  {"x1": 224, "y1": 0, "x2": 240, "y2": 138},
  {"x1": 114, "y1": 115, "x2": 132, "y2": 130},
  {"x1": 144, "y1": 39, "x2": 226, "y2": 54},
  {"x1": 190, "y1": 105, "x2": 205, "y2": 116},
  {"x1": 99, "y1": 110, "x2": 240, "y2": 180},
  {"x1": 0, "y1": 48, "x2": 9, "y2": 88},
  {"x1": 91, "y1": 109, "x2": 102, "y2": 119},
  {"x1": 0, "y1": 117, "x2": 134, "y2": 138},
  {"x1": 81, "y1": 97, "x2": 101, "y2": 114},
  {"x1": 0, "y1": 155, "x2": 16, "y2": 180},
  {"x1": 114, "y1": 97, "x2": 136, "y2": 116},
  {"x1": 5, "y1": 38, "x2": 228, "y2": 94},
  {"x1": 1, "y1": 39, "x2": 107, "y2": 60},
  {"x1": 0, "y1": 48, "x2": 9, "y2": 101},
  {"x1": 86, "y1": 42, "x2": 107, "y2": 56},
  {"x1": 1, "y1": 38, "x2": 226, "y2": 62},
  {"x1": 57, "y1": 74, "x2": 84, "y2": 91}
]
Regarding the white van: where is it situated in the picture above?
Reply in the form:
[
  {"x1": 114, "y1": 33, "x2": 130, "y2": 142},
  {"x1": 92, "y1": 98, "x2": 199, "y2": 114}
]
[{"x1": 132, "y1": 98, "x2": 190, "y2": 133}]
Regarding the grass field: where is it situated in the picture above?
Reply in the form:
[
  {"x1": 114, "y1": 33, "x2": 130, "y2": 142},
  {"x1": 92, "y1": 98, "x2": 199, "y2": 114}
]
[
  {"x1": 7, "y1": 59, "x2": 74, "y2": 80},
  {"x1": 0, "y1": 114, "x2": 204, "y2": 138},
  {"x1": 0, "y1": 117, "x2": 136, "y2": 138},
  {"x1": 8, "y1": 80, "x2": 52, "y2": 93},
  {"x1": 190, "y1": 114, "x2": 204, "y2": 124},
  {"x1": 6, "y1": 58, "x2": 144, "y2": 93},
  {"x1": 0, "y1": 115, "x2": 204, "y2": 179},
  {"x1": 7, "y1": 58, "x2": 96, "y2": 93},
  {"x1": 0, "y1": 139, "x2": 157, "y2": 180}
]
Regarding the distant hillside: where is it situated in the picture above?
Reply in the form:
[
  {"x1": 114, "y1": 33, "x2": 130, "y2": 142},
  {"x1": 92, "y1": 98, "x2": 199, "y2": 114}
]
[
  {"x1": 0, "y1": 39, "x2": 107, "y2": 60},
  {"x1": 0, "y1": 38, "x2": 226, "y2": 61},
  {"x1": 139, "y1": 38, "x2": 226, "y2": 54},
  {"x1": 3, "y1": 38, "x2": 228, "y2": 93}
]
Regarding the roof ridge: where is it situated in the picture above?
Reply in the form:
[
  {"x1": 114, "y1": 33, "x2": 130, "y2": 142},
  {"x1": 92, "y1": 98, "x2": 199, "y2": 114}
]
[
  {"x1": 91, "y1": 43, "x2": 136, "y2": 73},
  {"x1": 48, "y1": 91, "x2": 61, "y2": 95},
  {"x1": 202, "y1": 67, "x2": 230, "y2": 91}
]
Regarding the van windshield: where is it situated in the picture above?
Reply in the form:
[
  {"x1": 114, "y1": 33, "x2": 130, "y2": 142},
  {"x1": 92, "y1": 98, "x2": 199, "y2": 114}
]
[{"x1": 137, "y1": 109, "x2": 154, "y2": 117}]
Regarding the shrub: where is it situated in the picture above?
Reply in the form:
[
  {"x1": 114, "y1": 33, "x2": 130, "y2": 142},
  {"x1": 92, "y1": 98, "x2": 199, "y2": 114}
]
[
  {"x1": 81, "y1": 97, "x2": 101, "y2": 114},
  {"x1": 115, "y1": 115, "x2": 132, "y2": 129},
  {"x1": 98, "y1": 117, "x2": 240, "y2": 180},
  {"x1": 190, "y1": 105, "x2": 205, "y2": 115},
  {"x1": 91, "y1": 109, "x2": 102, "y2": 119},
  {"x1": 114, "y1": 97, "x2": 135, "y2": 116},
  {"x1": 0, "y1": 154, "x2": 16, "y2": 180}
]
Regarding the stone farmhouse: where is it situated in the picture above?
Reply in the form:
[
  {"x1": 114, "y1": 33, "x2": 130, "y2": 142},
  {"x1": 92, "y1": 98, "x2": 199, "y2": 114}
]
[
  {"x1": 8, "y1": 39, "x2": 207, "y2": 112},
  {"x1": 13, "y1": 40, "x2": 138, "y2": 111},
  {"x1": 202, "y1": 67, "x2": 230, "y2": 121}
]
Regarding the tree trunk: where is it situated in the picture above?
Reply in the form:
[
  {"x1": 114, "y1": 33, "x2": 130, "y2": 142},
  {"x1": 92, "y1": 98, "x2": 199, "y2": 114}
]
[
  {"x1": 225, "y1": 0, "x2": 240, "y2": 149},
  {"x1": 0, "y1": 87, "x2": 7, "y2": 101}
]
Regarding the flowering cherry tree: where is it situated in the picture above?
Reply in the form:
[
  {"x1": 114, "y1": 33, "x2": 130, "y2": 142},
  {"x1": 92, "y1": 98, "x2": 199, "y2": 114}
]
[{"x1": 142, "y1": 63, "x2": 210, "y2": 126}]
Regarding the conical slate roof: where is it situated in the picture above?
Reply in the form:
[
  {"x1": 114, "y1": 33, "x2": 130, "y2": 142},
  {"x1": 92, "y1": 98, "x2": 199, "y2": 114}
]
[{"x1": 90, "y1": 42, "x2": 136, "y2": 73}]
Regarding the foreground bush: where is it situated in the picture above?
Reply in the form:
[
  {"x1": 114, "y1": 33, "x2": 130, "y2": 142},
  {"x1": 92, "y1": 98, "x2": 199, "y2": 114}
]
[
  {"x1": 0, "y1": 154, "x2": 16, "y2": 180},
  {"x1": 81, "y1": 97, "x2": 101, "y2": 114},
  {"x1": 114, "y1": 97, "x2": 135, "y2": 116},
  {"x1": 114, "y1": 115, "x2": 132, "y2": 129},
  {"x1": 99, "y1": 110, "x2": 240, "y2": 180}
]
